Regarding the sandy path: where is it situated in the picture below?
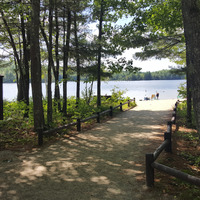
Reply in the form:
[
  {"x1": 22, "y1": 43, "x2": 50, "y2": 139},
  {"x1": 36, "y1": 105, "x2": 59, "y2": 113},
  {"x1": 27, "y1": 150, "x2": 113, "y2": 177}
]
[{"x1": 0, "y1": 100, "x2": 177, "y2": 200}]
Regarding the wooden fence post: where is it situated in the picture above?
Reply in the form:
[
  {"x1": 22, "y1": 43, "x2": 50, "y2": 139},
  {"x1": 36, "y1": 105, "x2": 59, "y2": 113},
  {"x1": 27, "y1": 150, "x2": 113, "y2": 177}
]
[
  {"x1": 128, "y1": 100, "x2": 130, "y2": 107},
  {"x1": 172, "y1": 113, "x2": 176, "y2": 124},
  {"x1": 167, "y1": 121, "x2": 172, "y2": 134},
  {"x1": 77, "y1": 118, "x2": 81, "y2": 131},
  {"x1": 110, "y1": 106, "x2": 113, "y2": 117},
  {"x1": 164, "y1": 131, "x2": 172, "y2": 153},
  {"x1": 146, "y1": 153, "x2": 155, "y2": 187},
  {"x1": 120, "y1": 102, "x2": 122, "y2": 111},
  {"x1": 97, "y1": 112, "x2": 100, "y2": 123}
]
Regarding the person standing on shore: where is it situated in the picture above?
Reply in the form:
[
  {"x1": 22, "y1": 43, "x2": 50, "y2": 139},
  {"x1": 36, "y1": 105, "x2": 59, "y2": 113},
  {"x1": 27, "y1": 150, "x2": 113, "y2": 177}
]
[{"x1": 156, "y1": 92, "x2": 159, "y2": 99}]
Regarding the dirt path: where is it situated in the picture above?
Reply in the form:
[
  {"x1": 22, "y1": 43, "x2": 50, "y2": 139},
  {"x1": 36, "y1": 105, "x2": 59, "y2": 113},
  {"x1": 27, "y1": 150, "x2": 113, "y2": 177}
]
[{"x1": 0, "y1": 100, "x2": 177, "y2": 200}]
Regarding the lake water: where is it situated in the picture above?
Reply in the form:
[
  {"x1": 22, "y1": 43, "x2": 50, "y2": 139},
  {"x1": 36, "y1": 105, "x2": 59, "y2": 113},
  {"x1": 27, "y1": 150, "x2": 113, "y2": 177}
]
[{"x1": 3, "y1": 80, "x2": 185, "y2": 101}]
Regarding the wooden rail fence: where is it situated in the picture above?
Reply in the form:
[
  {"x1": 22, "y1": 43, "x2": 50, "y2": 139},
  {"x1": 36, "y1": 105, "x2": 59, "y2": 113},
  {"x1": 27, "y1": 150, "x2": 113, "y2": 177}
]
[
  {"x1": 38, "y1": 98, "x2": 135, "y2": 145},
  {"x1": 146, "y1": 101, "x2": 200, "y2": 187}
]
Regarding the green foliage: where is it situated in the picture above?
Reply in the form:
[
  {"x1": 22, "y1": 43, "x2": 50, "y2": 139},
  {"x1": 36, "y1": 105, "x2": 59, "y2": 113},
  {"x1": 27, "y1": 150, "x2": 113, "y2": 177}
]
[
  {"x1": 178, "y1": 187, "x2": 200, "y2": 200},
  {"x1": 74, "y1": 98, "x2": 99, "y2": 119},
  {"x1": 0, "y1": 100, "x2": 36, "y2": 149},
  {"x1": 4, "y1": 101, "x2": 28, "y2": 120},
  {"x1": 178, "y1": 151, "x2": 200, "y2": 166},
  {"x1": 177, "y1": 131, "x2": 199, "y2": 142},
  {"x1": 118, "y1": 0, "x2": 185, "y2": 65},
  {"x1": 0, "y1": 65, "x2": 16, "y2": 83},
  {"x1": 177, "y1": 100, "x2": 196, "y2": 128},
  {"x1": 178, "y1": 82, "x2": 187, "y2": 99},
  {"x1": 109, "y1": 86, "x2": 126, "y2": 104}
]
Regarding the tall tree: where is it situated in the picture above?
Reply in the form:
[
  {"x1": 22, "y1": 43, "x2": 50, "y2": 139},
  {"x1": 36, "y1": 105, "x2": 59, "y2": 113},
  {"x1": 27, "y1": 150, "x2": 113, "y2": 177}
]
[
  {"x1": 63, "y1": 7, "x2": 72, "y2": 116},
  {"x1": 92, "y1": 0, "x2": 135, "y2": 107},
  {"x1": 54, "y1": 1, "x2": 61, "y2": 111},
  {"x1": 181, "y1": 0, "x2": 200, "y2": 137},
  {"x1": 97, "y1": 0, "x2": 104, "y2": 107},
  {"x1": 30, "y1": 0, "x2": 44, "y2": 130},
  {"x1": 19, "y1": 0, "x2": 30, "y2": 111},
  {"x1": 0, "y1": 3, "x2": 30, "y2": 105},
  {"x1": 73, "y1": 10, "x2": 81, "y2": 104},
  {"x1": 47, "y1": 0, "x2": 54, "y2": 125}
]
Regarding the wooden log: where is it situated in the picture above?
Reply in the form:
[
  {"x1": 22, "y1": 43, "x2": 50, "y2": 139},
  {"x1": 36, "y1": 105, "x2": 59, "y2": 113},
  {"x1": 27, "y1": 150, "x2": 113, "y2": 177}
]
[
  {"x1": 43, "y1": 122, "x2": 77, "y2": 135},
  {"x1": 81, "y1": 114, "x2": 98, "y2": 123},
  {"x1": 113, "y1": 104, "x2": 120, "y2": 110},
  {"x1": 172, "y1": 113, "x2": 176, "y2": 124},
  {"x1": 153, "y1": 140, "x2": 170, "y2": 160},
  {"x1": 152, "y1": 162, "x2": 200, "y2": 187},
  {"x1": 164, "y1": 131, "x2": 172, "y2": 153},
  {"x1": 167, "y1": 121, "x2": 172, "y2": 134},
  {"x1": 100, "y1": 109, "x2": 110, "y2": 115}
]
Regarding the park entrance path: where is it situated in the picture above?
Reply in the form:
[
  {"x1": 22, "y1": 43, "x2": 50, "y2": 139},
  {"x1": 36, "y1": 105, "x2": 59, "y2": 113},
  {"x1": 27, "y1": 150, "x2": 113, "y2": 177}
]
[{"x1": 0, "y1": 100, "x2": 177, "y2": 200}]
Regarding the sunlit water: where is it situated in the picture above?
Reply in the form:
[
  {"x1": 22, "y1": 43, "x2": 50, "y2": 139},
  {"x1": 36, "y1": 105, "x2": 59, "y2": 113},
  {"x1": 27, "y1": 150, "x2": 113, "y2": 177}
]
[{"x1": 3, "y1": 80, "x2": 185, "y2": 101}]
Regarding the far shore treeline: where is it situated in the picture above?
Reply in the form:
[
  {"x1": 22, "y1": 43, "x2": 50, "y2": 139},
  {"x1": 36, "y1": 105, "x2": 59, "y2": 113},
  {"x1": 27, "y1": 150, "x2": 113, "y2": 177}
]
[{"x1": 1, "y1": 68, "x2": 185, "y2": 83}]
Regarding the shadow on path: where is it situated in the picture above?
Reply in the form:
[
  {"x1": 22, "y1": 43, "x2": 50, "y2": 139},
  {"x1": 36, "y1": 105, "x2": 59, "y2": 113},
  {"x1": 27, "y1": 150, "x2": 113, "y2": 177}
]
[{"x1": 0, "y1": 100, "x2": 176, "y2": 200}]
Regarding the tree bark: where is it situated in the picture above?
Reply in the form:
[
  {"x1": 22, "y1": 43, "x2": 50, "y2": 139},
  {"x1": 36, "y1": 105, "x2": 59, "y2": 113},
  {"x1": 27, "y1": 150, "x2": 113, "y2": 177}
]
[
  {"x1": 186, "y1": 51, "x2": 192, "y2": 126},
  {"x1": 47, "y1": 0, "x2": 53, "y2": 125},
  {"x1": 1, "y1": 11, "x2": 26, "y2": 103},
  {"x1": 97, "y1": 0, "x2": 104, "y2": 107},
  {"x1": 54, "y1": 4, "x2": 61, "y2": 111},
  {"x1": 20, "y1": 5, "x2": 30, "y2": 116},
  {"x1": 63, "y1": 8, "x2": 72, "y2": 116},
  {"x1": 74, "y1": 11, "x2": 81, "y2": 105},
  {"x1": 182, "y1": 0, "x2": 200, "y2": 137},
  {"x1": 30, "y1": 0, "x2": 44, "y2": 130}
]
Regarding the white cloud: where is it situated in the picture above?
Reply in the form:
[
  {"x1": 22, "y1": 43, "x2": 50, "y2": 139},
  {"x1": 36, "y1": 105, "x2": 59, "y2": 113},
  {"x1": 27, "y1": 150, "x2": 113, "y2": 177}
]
[{"x1": 121, "y1": 49, "x2": 177, "y2": 72}]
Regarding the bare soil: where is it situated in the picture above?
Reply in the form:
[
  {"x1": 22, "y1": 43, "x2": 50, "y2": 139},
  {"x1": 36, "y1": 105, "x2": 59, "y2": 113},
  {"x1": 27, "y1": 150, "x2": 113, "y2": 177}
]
[{"x1": 0, "y1": 99, "x2": 178, "y2": 200}]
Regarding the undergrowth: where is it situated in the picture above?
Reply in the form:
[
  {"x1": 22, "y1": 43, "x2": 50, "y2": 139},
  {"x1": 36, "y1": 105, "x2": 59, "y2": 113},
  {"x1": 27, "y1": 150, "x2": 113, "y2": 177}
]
[{"x1": 0, "y1": 88, "x2": 136, "y2": 150}]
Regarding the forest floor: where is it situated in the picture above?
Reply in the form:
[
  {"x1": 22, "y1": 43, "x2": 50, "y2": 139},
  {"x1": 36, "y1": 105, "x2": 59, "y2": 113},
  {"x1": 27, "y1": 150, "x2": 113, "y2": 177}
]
[{"x1": 0, "y1": 99, "x2": 199, "y2": 200}]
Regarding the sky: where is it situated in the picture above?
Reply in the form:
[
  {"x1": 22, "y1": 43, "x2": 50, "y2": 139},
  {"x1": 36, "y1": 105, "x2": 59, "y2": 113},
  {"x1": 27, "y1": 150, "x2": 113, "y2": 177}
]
[{"x1": 121, "y1": 49, "x2": 177, "y2": 72}]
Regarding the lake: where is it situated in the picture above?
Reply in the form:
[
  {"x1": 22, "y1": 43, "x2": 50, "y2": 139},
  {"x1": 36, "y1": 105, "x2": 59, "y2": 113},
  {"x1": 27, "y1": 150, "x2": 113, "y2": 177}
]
[{"x1": 3, "y1": 80, "x2": 185, "y2": 101}]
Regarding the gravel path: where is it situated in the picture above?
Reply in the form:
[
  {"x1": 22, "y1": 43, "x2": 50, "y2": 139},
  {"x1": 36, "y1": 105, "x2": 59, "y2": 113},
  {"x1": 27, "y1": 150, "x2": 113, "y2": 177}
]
[{"x1": 0, "y1": 100, "x2": 177, "y2": 200}]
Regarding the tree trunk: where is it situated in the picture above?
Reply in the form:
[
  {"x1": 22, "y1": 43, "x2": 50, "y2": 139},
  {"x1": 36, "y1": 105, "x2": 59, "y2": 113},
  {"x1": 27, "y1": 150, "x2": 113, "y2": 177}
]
[
  {"x1": 30, "y1": 0, "x2": 44, "y2": 130},
  {"x1": 97, "y1": 0, "x2": 104, "y2": 107},
  {"x1": 1, "y1": 11, "x2": 26, "y2": 103},
  {"x1": 186, "y1": 51, "x2": 192, "y2": 126},
  {"x1": 182, "y1": 0, "x2": 200, "y2": 137},
  {"x1": 54, "y1": 4, "x2": 61, "y2": 111},
  {"x1": 20, "y1": 6, "x2": 30, "y2": 117},
  {"x1": 63, "y1": 9, "x2": 72, "y2": 116},
  {"x1": 74, "y1": 11, "x2": 81, "y2": 105},
  {"x1": 47, "y1": 0, "x2": 53, "y2": 126}
]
